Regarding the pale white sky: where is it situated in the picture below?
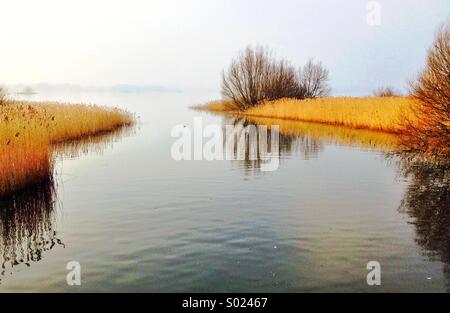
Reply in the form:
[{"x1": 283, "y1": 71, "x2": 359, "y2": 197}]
[{"x1": 0, "y1": 0, "x2": 448, "y2": 94}]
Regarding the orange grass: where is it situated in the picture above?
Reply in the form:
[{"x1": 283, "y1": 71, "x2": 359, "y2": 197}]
[
  {"x1": 0, "y1": 100, "x2": 133, "y2": 197},
  {"x1": 196, "y1": 97, "x2": 416, "y2": 134}
]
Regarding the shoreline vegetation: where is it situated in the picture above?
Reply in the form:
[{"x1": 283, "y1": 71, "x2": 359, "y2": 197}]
[
  {"x1": 193, "y1": 96, "x2": 415, "y2": 134},
  {"x1": 195, "y1": 22, "x2": 449, "y2": 161},
  {"x1": 0, "y1": 99, "x2": 134, "y2": 198},
  {"x1": 237, "y1": 115, "x2": 399, "y2": 151}
]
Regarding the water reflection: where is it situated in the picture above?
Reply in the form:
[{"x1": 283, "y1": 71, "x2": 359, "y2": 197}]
[
  {"x1": 236, "y1": 115, "x2": 398, "y2": 151},
  {"x1": 226, "y1": 115, "x2": 450, "y2": 283},
  {"x1": 221, "y1": 115, "x2": 399, "y2": 173},
  {"x1": 0, "y1": 125, "x2": 134, "y2": 283},
  {"x1": 397, "y1": 159, "x2": 450, "y2": 279},
  {"x1": 224, "y1": 117, "x2": 323, "y2": 172},
  {"x1": 0, "y1": 180, "x2": 61, "y2": 282},
  {"x1": 52, "y1": 124, "x2": 136, "y2": 159}
]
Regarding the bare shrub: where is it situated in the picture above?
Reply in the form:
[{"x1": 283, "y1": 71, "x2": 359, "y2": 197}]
[
  {"x1": 298, "y1": 60, "x2": 330, "y2": 98},
  {"x1": 399, "y1": 22, "x2": 450, "y2": 158},
  {"x1": 0, "y1": 86, "x2": 7, "y2": 106},
  {"x1": 372, "y1": 86, "x2": 400, "y2": 97},
  {"x1": 263, "y1": 58, "x2": 303, "y2": 102},
  {"x1": 221, "y1": 46, "x2": 330, "y2": 110}
]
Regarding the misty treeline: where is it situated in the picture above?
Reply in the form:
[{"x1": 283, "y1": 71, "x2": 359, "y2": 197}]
[
  {"x1": 221, "y1": 46, "x2": 330, "y2": 110},
  {"x1": 400, "y1": 22, "x2": 450, "y2": 159}
]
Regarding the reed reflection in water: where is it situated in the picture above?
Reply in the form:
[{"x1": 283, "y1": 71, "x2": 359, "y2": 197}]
[
  {"x1": 0, "y1": 124, "x2": 135, "y2": 283},
  {"x1": 52, "y1": 124, "x2": 136, "y2": 159},
  {"x1": 238, "y1": 115, "x2": 399, "y2": 151},
  {"x1": 0, "y1": 180, "x2": 62, "y2": 283},
  {"x1": 226, "y1": 116, "x2": 449, "y2": 284}
]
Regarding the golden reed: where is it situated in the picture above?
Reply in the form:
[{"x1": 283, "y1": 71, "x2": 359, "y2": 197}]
[
  {"x1": 0, "y1": 101, "x2": 133, "y2": 197},
  {"x1": 195, "y1": 96, "x2": 415, "y2": 134}
]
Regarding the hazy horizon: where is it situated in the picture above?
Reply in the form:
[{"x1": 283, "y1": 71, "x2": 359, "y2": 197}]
[{"x1": 0, "y1": 0, "x2": 448, "y2": 96}]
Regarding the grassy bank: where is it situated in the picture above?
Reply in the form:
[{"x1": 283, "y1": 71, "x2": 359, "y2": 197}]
[
  {"x1": 0, "y1": 100, "x2": 134, "y2": 197},
  {"x1": 195, "y1": 97, "x2": 415, "y2": 134}
]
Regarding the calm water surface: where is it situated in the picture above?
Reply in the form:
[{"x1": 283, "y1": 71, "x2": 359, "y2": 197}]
[{"x1": 0, "y1": 91, "x2": 449, "y2": 292}]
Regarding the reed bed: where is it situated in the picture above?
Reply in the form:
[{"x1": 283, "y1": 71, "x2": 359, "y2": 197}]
[
  {"x1": 245, "y1": 97, "x2": 415, "y2": 133},
  {"x1": 0, "y1": 100, "x2": 133, "y2": 197},
  {"x1": 196, "y1": 97, "x2": 416, "y2": 134},
  {"x1": 242, "y1": 115, "x2": 399, "y2": 151}
]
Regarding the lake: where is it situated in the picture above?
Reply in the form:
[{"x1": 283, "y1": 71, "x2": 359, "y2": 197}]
[{"x1": 0, "y1": 91, "x2": 448, "y2": 292}]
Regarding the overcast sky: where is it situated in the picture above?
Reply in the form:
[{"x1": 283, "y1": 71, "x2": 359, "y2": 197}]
[{"x1": 0, "y1": 0, "x2": 448, "y2": 95}]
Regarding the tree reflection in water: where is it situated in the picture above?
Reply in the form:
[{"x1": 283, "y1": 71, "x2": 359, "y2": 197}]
[
  {"x1": 224, "y1": 117, "x2": 323, "y2": 172},
  {"x1": 397, "y1": 159, "x2": 450, "y2": 278},
  {"x1": 0, "y1": 180, "x2": 63, "y2": 282},
  {"x1": 226, "y1": 116, "x2": 450, "y2": 283}
]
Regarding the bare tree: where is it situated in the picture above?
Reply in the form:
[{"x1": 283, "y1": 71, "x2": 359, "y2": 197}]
[
  {"x1": 372, "y1": 86, "x2": 400, "y2": 97},
  {"x1": 298, "y1": 59, "x2": 330, "y2": 98},
  {"x1": 221, "y1": 46, "x2": 330, "y2": 110},
  {"x1": 263, "y1": 58, "x2": 302, "y2": 102},
  {"x1": 222, "y1": 46, "x2": 298, "y2": 110},
  {"x1": 221, "y1": 46, "x2": 268, "y2": 110},
  {"x1": 399, "y1": 22, "x2": 450, "y2": 158}
]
